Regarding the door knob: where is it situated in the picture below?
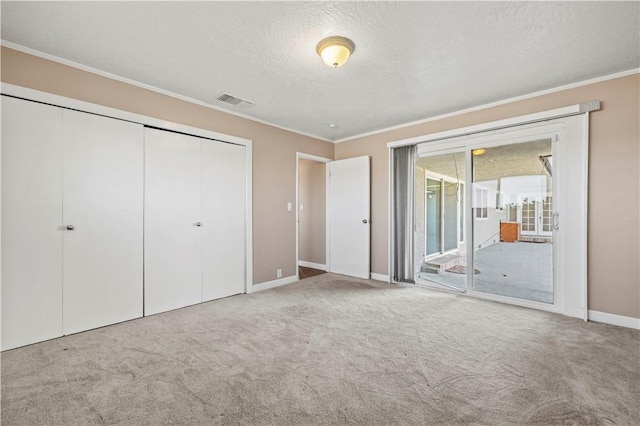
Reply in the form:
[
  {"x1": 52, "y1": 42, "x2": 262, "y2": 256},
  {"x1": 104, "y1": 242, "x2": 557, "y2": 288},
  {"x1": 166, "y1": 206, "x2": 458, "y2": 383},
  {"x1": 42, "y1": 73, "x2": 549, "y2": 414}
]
[
  {"x1": 66, "y1": 225, "x2": 75, "y2": 231},
  {"x1": 362, "y1": 219, "x2": 368, "y2": 224},
  {"x1": 195, "y1": 222, "x2": 202, "y2": 227}
]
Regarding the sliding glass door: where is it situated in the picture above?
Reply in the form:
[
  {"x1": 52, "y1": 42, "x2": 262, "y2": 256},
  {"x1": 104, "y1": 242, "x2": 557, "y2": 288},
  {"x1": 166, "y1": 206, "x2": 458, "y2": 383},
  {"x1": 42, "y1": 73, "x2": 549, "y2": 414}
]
[
  {"x1": 414, "y1": 137, "x2": 556, "y2": 304},
  {"x1": 415, "y1": 151, "x2": 467, "y2": 291},
  {"x1": 396, "y1": 112, "x2": 589, "y2": 318},
  {"x1": 471, "y1": 139, "x2": 554, "y2": 304},
  {"x1": 424, "y1": 177, "x2": 461, "y2": 257}
]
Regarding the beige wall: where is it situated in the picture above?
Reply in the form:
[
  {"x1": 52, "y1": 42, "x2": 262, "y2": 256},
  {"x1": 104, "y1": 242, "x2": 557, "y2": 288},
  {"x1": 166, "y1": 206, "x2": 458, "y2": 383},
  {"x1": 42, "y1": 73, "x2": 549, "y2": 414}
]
[
  {"x1": 3, "y1": 47, "x2": 638, "y2": 318},
  {"x1": 336, "y1": 74, "x2": 640, "y2": 319},
  {"x1": 0, "y1": 47, "x2": 334, "y2": 285},
  {"x1": 298, "y1": 159, "x2": 326, "y2": 265}
]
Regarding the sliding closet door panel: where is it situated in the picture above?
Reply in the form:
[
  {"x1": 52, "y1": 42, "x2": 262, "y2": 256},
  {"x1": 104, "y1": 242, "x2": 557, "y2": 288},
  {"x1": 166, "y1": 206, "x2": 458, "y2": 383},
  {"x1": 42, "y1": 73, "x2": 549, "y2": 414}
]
[
  {"x1": 201, "y1": 142, "x2": 246, "y2": 301},
  {"x1": 144, "y1": 129, "x2": 202, "y2": 315},
  {"x1": 62, "y1": 110, "x2": 144, "y2": 335},
  {"x1": 1, "y1": 97, "x2": 63, "y2": 350}
]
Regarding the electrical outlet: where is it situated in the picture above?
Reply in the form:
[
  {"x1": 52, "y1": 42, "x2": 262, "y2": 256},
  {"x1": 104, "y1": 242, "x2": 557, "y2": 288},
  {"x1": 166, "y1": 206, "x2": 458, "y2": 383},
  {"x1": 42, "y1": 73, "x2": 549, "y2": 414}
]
[{"x1": 276, "y1": 269, "x2": 282, "y2": 278}]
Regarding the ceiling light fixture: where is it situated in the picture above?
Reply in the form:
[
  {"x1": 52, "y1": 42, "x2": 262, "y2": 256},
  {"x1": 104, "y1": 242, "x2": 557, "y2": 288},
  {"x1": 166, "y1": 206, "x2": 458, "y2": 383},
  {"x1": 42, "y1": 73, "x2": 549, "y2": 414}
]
[
  {"x1": 472, "y1": 148, "x2": 486, "y2": 156},
  {"x1": 316, "y1": 36, "x2": 355, "y2": 68}
]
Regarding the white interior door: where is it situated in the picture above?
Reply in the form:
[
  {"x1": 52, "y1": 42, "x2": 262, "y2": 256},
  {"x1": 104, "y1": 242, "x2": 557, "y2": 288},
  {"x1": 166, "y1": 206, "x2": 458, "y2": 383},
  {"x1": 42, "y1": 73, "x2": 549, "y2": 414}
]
[
  {"x1": 328, "y1": 156, "x2": 370, "y2": 279},
  {"x1": 201, "y1": 141, "x2": 246, "y2": 301},
  {"x1": 144, "y1": 129, "x2": 202, "y2": 315},
  {"x1": 1, "y1": 97, "x2": 64, "y2": 350},
  {"x1": 62, "y1": 110, "x2": 144, "y2": 334}
]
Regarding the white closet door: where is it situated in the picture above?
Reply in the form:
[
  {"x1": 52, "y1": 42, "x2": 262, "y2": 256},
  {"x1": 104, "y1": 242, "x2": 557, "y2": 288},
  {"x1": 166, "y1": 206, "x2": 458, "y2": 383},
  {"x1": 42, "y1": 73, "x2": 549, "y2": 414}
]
[
  {"x1": 62, "y1": 110, "x2": 144, "y2": 335},
  {"x1": 144, "y1": 129, "x2": 202, "y2": 315},
  {"x1": 201, "y1": 142, "x2": 246, "y2": 301},
  {"x1": 1, "y1": 97, "x2": 63, "y2": 350}
]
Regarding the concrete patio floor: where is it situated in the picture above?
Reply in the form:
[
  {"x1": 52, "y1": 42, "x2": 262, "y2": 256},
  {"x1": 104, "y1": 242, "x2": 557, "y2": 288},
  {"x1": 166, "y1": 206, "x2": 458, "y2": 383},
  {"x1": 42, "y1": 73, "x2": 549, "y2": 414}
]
[{"x1": 417, "y1": 241, "x2": 553, "y2": 304}]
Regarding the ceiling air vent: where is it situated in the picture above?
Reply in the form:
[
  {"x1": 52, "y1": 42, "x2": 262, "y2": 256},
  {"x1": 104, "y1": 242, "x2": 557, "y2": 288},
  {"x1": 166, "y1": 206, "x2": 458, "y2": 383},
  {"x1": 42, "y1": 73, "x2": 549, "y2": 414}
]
[{"x1": 216, "y1": 93, "x2": 253, "y2": 108}]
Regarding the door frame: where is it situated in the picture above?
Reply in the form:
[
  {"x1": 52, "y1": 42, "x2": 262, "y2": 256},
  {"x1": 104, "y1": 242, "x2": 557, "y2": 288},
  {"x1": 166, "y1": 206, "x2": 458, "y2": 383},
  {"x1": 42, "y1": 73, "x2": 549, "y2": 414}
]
[
  {"x1": 412, "y1": 124, "x2": 564, "y2": 315},
  {"x1": 295, "y1": 152, "x2": 331, "y2": 278},
  {"x1": 388, "y1": 102, "x2": 598, "y2": 320}
]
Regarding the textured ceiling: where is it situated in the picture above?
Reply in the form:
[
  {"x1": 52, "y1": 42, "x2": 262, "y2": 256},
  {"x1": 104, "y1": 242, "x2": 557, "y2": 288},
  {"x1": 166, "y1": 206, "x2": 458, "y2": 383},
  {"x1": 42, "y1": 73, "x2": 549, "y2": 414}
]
[{"x1": 1, "y1": 1, "x2": 639, "y2": 142}]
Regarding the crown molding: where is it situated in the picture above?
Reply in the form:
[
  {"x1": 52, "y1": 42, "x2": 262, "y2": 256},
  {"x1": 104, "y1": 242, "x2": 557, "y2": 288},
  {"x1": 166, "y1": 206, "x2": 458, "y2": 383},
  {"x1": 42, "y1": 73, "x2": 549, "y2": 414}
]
[
  {"x1": 3, "y1": 40, "x2": 637, "y2": 146},
  {"x1": 0, "y1": 40, "x2": 333, "y2": 144},
  {"x1": 335, "y1": 68, "x2": 639, "y2": 144}
]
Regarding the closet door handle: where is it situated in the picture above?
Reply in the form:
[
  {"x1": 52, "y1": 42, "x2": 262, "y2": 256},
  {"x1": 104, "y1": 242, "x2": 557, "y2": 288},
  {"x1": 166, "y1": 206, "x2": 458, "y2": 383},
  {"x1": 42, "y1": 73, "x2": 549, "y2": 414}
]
[
  {"x1": 194, "y1": 222, "x2": 202, "y2": 227},
  {"x1": 66, "y1": 225, "x2": 75, "y2": 231}
]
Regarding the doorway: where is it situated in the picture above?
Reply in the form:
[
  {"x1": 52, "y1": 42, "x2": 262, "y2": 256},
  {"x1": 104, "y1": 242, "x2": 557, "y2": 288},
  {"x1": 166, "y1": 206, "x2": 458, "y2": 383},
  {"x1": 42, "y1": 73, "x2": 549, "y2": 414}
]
[
  {"x1": 296, "y1": 153, "x2": 371, "y2": 281},
  {"x1": 391, "y1": 108, "x2": 591, "y2": 319},
  {"x1": 416, "y1": 137, "x2": 556, "y2": 304},
  {"x1": 296, "y1": 153, "x2": 330, "y2": 279},
  {"x1": 470, "y1": 139, "x2": 554, "y2": 304},
  {"x1": 415, "y1": 151, "x2": 467, "y2": 292},
  {"x1": 425, "y1": 176, "x2": 464, "y2": 257}
]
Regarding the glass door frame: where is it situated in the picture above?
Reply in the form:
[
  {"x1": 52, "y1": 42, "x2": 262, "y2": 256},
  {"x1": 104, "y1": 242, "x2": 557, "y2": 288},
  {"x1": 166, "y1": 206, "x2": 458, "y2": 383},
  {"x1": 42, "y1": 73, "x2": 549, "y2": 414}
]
[
  {"x1": 415, "y1": 146, "x2": 468, "y2": 293},
  {"x1": 391, "y1": 104, "x2": 592, "y2": 320},
  {"x1": 416, "y1": 121, "x2": 565, "y2": 314}
]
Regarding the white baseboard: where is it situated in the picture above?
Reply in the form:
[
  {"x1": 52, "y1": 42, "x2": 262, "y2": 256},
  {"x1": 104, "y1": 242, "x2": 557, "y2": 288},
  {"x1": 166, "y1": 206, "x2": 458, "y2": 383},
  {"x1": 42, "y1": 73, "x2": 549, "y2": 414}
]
[
  {"x1": 370, "y1": 273, "x2": 390, "y2": 282},
  {"x1": 298, "y1": 261, "x2": 327, "y2": 271},
  {"x1": 588, "y1": 310, "x2": 640, "y2": 330},
  {"x1": 251, "y1": 275, "x2": 298, "y2": 293},
  {"x1": 563, "y1": 307, "x2": 587, "y2": 320}
]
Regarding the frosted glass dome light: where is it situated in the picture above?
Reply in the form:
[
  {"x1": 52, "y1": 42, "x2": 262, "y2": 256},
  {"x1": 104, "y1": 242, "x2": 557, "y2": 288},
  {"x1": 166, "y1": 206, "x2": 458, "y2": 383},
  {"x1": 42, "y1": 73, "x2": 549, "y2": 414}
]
[{"x1": 316, "y1": 36, "x2": 356, "y2": 68}]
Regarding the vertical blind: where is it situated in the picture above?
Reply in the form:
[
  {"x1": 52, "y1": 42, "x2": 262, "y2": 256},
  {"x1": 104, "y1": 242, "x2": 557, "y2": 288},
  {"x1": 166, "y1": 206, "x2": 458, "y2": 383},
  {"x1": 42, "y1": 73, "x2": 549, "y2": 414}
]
[{"x1": 391, "y1": 145, "x2": 416, "y2": 283}]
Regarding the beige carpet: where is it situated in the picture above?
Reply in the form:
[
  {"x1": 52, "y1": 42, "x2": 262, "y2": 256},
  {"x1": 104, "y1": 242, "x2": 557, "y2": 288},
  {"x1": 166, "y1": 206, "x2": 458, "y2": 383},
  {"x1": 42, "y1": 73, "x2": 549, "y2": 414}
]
[{"x1": 2, "y1": 273, "x2": 638, "y2": 425}]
